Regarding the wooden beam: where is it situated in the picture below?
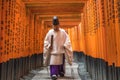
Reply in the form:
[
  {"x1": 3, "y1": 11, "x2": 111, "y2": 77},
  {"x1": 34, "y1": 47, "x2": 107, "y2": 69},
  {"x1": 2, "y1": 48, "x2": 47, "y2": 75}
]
[
  {"x1": 37, "y1": 14, "x2": 81, "y2": 18},
  {"x1": 46, "y1": 24, "x2": 77, "y2": 28},
  {"x1": 22, "y1": 0, "x2": 88, "y2": 4},
  {"x1": 27, "y1": 3, "x2": 84, "y2": 14},
  {"x1": 44, "y1": 20, "x2": 80, "y2": 29},
  {"x1": 26, "y1": 3, "x2": 84, "y2": 7},
  {"x1": 40, "y1": 18, "x2": 81, "y2": 22},
  {"x1": 32, "y1": 11, "x2": 83, "y2": 15},
  {"x1": 45, "y1": 21, "x2": 80, "y2": 25}
]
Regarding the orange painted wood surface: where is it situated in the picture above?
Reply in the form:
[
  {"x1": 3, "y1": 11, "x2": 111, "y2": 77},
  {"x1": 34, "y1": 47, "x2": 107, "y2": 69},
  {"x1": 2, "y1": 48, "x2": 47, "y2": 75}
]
[{"x1": 0, "y1": 0, "x2": 120, "y2": 67}]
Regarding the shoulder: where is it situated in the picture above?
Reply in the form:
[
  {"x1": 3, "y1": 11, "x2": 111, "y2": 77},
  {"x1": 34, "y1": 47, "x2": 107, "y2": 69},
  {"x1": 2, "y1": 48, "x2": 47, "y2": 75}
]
[
  {"x1": 59, "y1": 28, "x2": 66, "y2": 33},
  {"x1": 45, "y1": 29, "x2": 54, "y2": 37},
  {"x1": 47, "y1": 29, "x2": 54, "y2": 34},
  {"x1": 59, "y1": 28, "x2": 68, "y2": 36},
  {"x1": 48, "y1": 29, "x2": 54, "y2": 33}
]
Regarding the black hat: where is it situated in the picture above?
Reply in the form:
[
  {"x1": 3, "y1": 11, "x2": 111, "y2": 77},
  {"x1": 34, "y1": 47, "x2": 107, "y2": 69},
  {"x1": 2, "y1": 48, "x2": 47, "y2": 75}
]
[{"x1": 52, "y1": 16, "x2": 59, "y2": 25}]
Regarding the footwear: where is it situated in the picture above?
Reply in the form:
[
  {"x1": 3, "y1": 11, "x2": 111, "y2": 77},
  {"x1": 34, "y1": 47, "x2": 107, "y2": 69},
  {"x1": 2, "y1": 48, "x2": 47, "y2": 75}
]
[
  {"x1": 51, "y1": 75, "x2": 57, "y2": 80},
  {"x1": 60, "y1": 72, "x2": 64, "y2": 77}
]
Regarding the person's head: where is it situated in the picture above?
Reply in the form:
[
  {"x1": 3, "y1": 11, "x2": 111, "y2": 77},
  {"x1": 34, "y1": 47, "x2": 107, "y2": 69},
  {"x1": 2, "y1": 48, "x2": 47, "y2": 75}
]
[{"x1": 52, "y1": 16, "x2": 60, "y2": 31}]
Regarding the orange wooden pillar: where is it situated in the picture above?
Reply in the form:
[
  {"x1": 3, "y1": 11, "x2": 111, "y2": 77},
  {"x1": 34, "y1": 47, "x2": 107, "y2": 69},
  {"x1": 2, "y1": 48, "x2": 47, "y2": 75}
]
[
  {"x1": 114, "y1": 0, "x2": 120, "y2": 67},
  {"x1": 70, "y1": 27, "x2": 75, "y2": 51},
  {"x1": 97, "y1": 0, "x2": 107, "y2": 60},
  {"x1": 29, "y1": 13, "x2": 34, "y2": 56},
  {"x1": 0, "y1": 0, "x2": 1, "y2": 63},
  {"x1": 40, "y1": 20, "x2": 44, "y2": 53},
  {"x1": 74, "y1": 26, "x2": 79, "y2": 51},
  {"x1": 84, "y1": 0, "x2": 97, "y2": 58},
  {"x1": 0, "y1": 0, "x2": 5, "y2": 63},
  {"x1": 0, "y1": 0, "x2": 8, "y2": 63},
  {"x1": 25, "y1": 8, "x2": 30, "y2": 57},
  {"x1": 35, "y1": 16, "x2": 41, "y2": 54},
  {"x1": 67, "y1": 27, "x2": 73, "y2": 48},
  {"x1": 103, "y1": 0, "x2": 117, "y2": 66},
  {"x1": 79, "y1": 13, "x2": 86, "y2": 53}
]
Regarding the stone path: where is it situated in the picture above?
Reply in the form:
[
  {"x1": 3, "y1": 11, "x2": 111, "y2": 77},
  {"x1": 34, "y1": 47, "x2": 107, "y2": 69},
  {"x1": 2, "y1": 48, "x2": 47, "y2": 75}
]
[{"x1": 20, "y1": 62, "x2": 81, "y2": 80}]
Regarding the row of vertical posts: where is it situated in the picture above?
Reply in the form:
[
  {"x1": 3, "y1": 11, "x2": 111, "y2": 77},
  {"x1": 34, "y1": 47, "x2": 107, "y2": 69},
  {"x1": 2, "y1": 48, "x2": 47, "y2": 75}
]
[
  {"x1": 0, "y1": 0, "x2": 44, "y2": 80},
  {"x1": 64, "y1": 22, "x2": 85, "y2": 53},
  {"x1": 0, "y1": 54, "x2": 43, "y2": 80},
  {"x1": 85, "y1": 55, "x2": 120, "y2": 80},
  {"x1": 81, "y1": 0, "x2": 120, "y2": 80}
]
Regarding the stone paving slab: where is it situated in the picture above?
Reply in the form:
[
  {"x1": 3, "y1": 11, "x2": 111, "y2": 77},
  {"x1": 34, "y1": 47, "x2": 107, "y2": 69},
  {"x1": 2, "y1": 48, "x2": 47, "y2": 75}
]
[{"x1": 78, "y1": 63, "x2": 92, "y2": 80}]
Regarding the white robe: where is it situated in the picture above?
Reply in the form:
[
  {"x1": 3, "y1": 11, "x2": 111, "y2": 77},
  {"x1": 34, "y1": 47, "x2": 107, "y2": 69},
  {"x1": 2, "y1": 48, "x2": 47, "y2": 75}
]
[{"x1": 43, "y1": 28, "x2": 73, "y2": 65}]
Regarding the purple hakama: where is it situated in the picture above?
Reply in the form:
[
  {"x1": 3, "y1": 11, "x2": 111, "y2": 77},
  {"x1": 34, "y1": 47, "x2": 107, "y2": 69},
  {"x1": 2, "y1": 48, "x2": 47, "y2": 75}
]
[{"x1": 50, "y1": 54, "x2": 65, "y2": 76}]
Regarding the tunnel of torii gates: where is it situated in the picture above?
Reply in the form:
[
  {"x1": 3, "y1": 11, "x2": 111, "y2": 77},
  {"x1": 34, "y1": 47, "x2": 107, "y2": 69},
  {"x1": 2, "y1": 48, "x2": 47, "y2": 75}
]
[{"x1": 0, "y1": 0, "x2": 120, "y2": 80}]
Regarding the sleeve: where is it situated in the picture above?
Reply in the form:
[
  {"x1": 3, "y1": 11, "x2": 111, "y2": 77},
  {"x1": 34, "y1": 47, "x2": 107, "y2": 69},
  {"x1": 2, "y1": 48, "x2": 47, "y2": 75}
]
[
  {"x1": 64, "y1": 33, "x2": 72, "y2": 51},
  {"x1": 43, "y1": 32, "x2": 51, "y2": 54},
  {"x1": 43, "y1": 32, "x2": 51, "y2": 64},
  {"x1": 64, "y1": 32, "x2": 73, "y2": 65}
]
